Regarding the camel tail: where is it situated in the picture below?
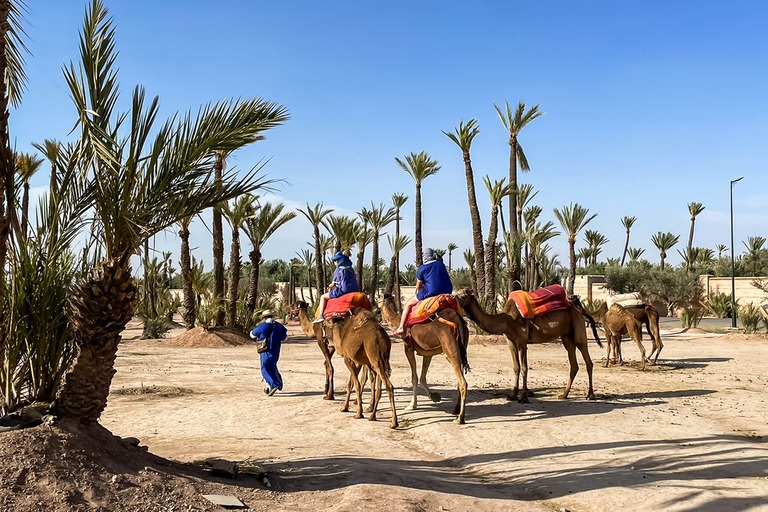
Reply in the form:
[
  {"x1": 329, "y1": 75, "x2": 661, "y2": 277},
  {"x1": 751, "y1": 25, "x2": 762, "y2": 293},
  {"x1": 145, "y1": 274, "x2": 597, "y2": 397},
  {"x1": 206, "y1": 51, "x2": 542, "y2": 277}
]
[
  {"x1": 569, "y1": 295, "x2": 603, "y2": 348},
  {"x1": 456, "y1": 317, "x2": 471, "y2": 374}
]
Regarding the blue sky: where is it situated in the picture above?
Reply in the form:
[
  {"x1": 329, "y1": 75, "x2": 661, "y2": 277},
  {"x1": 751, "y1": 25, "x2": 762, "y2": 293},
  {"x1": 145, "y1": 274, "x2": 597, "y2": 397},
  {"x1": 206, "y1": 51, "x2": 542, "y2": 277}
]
[{"x1": 11, "y1": 1, "x2": 768, "y2": 271}]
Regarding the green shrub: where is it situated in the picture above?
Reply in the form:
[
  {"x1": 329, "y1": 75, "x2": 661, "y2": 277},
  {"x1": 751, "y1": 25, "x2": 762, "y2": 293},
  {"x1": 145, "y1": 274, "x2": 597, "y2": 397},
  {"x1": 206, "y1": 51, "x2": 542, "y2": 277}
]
[
  {"x1": 142, "y1": 317, "x2": 171, "y2": 339},
  {"x1": 705, "y1": 292, "x2": 733, "y2": 318},
  {"x1": 196, "y1": 299, "x2": 226, "y2": 331},
  {"x1": 681, "y1": 307, "x2": 704, "y2": 329},
  {"x1": 738, "y1": 304, "x2": 762, "y2": 334}
]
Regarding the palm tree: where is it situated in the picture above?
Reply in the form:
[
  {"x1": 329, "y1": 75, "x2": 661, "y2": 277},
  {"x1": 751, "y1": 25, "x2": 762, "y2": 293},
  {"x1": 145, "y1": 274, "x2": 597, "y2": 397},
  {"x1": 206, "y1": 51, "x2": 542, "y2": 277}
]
[
  {"x1": 651, "y1": 231, "x2": 680, "y2": 270},
  {"x1": 620, "y1": 216, "x2": 637, "y2": 266},
  {"x1": 354, "y1": 224, "x2": 373, "y2": 292},
  {"x1": 222, "y1": 196, "x2": 258, "y2": 327},
  {"x1": 178, "y1": 215, "x2": 196, "y2": 329},
  {"x1": 494, "y1": 101, "x2": 544, "y2": 289},
  {"x1": 212, "y1": 150, "x2": 230, "y2": 326},
  {"x1": 55, "y1": 1, "x2": 289, "y2": 423},
  {"x1": 359, "y1": 202, "x2": 396, "y2": 303},
  {"x1": 446, "y1": 242, "x2": 458, "y2": 271},
  {"x1": 463, "y1": 248, "x2": 477, "y2": 295},
  {"x1": 526, "y1": 221, "x2": 559, "y2": 290},
  {"x1": 384, "y1": 235, "x2": 411, "y2": 304},
  {"x1": 296, "y1": 248, "x2": 315, "y2": 302},
  {"x1": 396, "y1": 151, "x2": 440, "y2": 266},
  {"x1": 483, "y1": 176, "x2": 512, "y2": 303},
  {"x1": 243, "y1": 201, "x2": 296, "y2": 312},
  {"x1": 716, "y1": 244, "x2": 727, "y2": 258},
  {"x1": 443, "y1": 119, "x2": 484, "y2": 295},
  {"x1": 33, "y1": 138, "x2": 61, "y2": 195},
  {"x1": 584, "y1": 229, "x2": 609, "y2": 266},
  {"x1": 687, "y1": 202, "x2": 705, "y2": 254},
  {"x1": 553, "y1": 203, "x2": 597, "y2": 295},
  {"x1": 298, "y1": 202, "x2": 333, "y2": 293},
  {"x1": 391, "y1": 192, "x2": 408, "y2": 306},
  {"x1": 14, "y1": 152, "x2": 43, "y2": 237},
  {"x1": 628, "y1": 247, "x2": 645, "y2": 262},
  {"x1": 515, "y1": 183, "x2": 538, "y2": 242},
  {"x1": 190, "y1": 258, "x2": 211, "y2": 310},
  {"x1": 324, "y1": 214, "x2": 357, "y2": 255}
]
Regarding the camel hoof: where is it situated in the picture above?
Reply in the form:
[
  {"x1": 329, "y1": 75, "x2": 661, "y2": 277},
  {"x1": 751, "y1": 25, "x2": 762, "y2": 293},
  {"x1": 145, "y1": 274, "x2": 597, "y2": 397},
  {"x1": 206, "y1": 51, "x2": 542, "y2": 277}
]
[
  {"x1": 453, "y1": 417, "x2": 465, "y2": 425},
  {"x1": 365, "y1": 406, "x2": 375, "y2": 413},
  {"x1": 518, "y1": 395, "x2": 529, "y2": 404},
  {"x1": 405, "y1": 403, "x2": 417, "y2": 411},
  {"x1": 368, "y1": 414, "x2": 377, "y2": 422},
  {"x1": 390, "y1": 421, "x2": 399, "y2": 429},
  {"x1": 354, "y1": 412, "x2": 364, "y2": 419},
  {"x1": 340, "y1": 406, "x2": 349, "y2": 412},
  {"x1": 587, "y1": 392, "x2": 596, "y2": 400},
  {"x1": 323, "y1": 395, "x2": 334, "y2": 401},
  {"x1": 430, "y1": 392, "x2": 441, "y2": 402},
  {"x1": 557, "y1": 393, "x2": 568, "y2": 400}
]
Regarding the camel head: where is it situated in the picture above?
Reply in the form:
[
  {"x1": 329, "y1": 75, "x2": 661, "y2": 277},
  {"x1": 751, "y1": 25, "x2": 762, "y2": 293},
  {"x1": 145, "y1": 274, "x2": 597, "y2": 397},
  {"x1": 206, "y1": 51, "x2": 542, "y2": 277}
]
[
  {"x1": 292, "y1": 301, "x2": 309, "y2": 310},
  {"x1": 453, "y1": 288, "x2": 475, "y2": 307}
]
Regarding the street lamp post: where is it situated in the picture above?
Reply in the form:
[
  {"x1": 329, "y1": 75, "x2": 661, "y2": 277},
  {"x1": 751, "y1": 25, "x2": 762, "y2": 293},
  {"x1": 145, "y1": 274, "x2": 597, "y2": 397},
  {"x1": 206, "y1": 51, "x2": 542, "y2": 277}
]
[{"x1": 730, "y1": 176, "x2": 743, "y2": 328}]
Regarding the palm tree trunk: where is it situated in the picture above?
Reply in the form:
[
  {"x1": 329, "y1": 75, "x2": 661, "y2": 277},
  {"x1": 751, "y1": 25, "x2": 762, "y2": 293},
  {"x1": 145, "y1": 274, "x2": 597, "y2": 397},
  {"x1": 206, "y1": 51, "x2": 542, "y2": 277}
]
[
  {"x1": 246, "y1": 247, "x2": 261, "y2": 312},
  {"x1": 620, "y1": 229, "x2": 630, "y2": 266},
  {"x1": 370, "y1": 231, "x2": 380, "y2": 304},
  {"x1": 415, "y1": 182, "x2": 423, "y2": 267},
  {"x1": 0, "y1": 1, "x2": 10, "y2": 371},
  {"x1": 213, "y1": 154, "x2": 225, "y2": 326},
  {"x1": 688, "y1": 218, "x2": 695, "y2": 253},
  {"x1": 356, "y1": 248, "x2": 365, "y2": 292},
  {"x1": 394, "y1": 212, "x2": 402, "y2": 310},
  {"x1": 384, "y1": 253, "x2": 396, "y2": 296},
  {"x1": 462, "y1": 150, "x2": 485, "y2": 296},
  {"x1": 567, "y1": 237, "x2": 576, "y2": 295},
  {"x1": 507, "y1": 136, "x2": 519, "y2": 290},
  {"x1": 313, "y1": 225, "x2": 324, "y2": 292},
  {"x1": 308, "y1": 264, "x2": 314, "y2": 302},
  {"x1": 21, "y1": 181, "x2": 29, "y2": 237},
  {"x1": 227, "y1": 228, "x2": 241, "y2": 328},
  {"x1": 56, "y1": 258, "x2": 137, "y2": 422},
  {"x1": 179, "y1": 227, "x2": 196, "y2": 329},
  {"x1": 484, "y1": 206, "x2": 498, "y2": 311}
]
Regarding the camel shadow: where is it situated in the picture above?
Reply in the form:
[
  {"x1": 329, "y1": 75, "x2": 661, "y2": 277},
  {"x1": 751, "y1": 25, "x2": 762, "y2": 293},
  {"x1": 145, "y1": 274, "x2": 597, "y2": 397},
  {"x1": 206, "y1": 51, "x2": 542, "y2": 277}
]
[{"x1": 257, "y1": 434, "x2": 768, "y2": 511}]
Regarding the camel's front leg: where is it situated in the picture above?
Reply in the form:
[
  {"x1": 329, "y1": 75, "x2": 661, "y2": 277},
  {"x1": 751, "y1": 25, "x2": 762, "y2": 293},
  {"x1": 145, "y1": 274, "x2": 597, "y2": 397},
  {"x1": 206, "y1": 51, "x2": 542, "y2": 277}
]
[
  {"x1": 518, "y1": 343, "x2": 531, "y2": 403},
  {"x1": 345, "y1": 359, "x2": 365, "y2": 419},
  {"x1": 559, "y1": 336, "x2": 579, "y2": 399},
  {"x1": 418, "y1": 355, "x2": 440, "y2": 402},
  {"x1": 319, "y1": 340, "x2": 335, "y2": 400},
  {"x1": 404, "y1": 347, "x2": 420, "y2": 411},
  {"x1": 341, "y1": 371, "x2": 354, "y2": 412},
  {"x1": 504, "y1": 336, "x2": 521, "y2": 401}
]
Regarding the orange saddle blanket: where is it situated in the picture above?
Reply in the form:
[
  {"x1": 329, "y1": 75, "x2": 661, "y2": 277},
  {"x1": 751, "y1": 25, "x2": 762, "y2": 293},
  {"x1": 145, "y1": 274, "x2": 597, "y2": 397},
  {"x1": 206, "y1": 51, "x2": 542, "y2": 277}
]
[
  {"x1": 323, "y1": 292, "x2": 372, "y2": 318},
  {"x1": 406, "y1": 294, "x2": 463, "y2": 327},
  {"x1": 508, "y1": 285, "x2": 569, "y2": 319}
]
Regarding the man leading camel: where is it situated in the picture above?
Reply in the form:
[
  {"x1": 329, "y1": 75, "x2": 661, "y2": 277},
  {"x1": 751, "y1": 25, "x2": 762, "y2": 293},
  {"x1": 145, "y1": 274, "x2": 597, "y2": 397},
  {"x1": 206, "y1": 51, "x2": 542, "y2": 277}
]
[{"x1": 394, "y1": 248, "x2": 453, "y2": 336}]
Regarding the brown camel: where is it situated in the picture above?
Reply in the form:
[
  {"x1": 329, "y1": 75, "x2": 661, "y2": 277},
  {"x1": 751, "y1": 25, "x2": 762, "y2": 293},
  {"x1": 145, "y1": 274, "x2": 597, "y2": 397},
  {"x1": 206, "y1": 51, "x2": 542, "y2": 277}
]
[
  {"x1": 294, "y1": 301, "x2": 336, "y2": 400},
  {"x1": 380, "y1": 294, "x2": 470, "y2": 424},
  {"x1": 323, "y1": 308, "x2": 398, "y2": 428},
  {"x1": 589, "y1": 302, "x2": 663, "y2": 368},
  {"x1": 454, "y1": 288, "x2": 602, "y2": 403}
]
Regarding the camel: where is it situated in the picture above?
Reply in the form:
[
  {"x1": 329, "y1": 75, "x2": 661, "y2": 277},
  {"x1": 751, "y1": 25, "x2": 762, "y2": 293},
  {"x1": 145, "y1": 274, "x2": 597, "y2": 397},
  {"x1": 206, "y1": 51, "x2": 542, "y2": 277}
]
[
  {"x1": 323, "y1": 308, "x2": 398, "y2": 428},
  {"x1": 589, "y1": 302, "x2": 663, "y2": 368},
  {"x1": 454, "y1": 288, "x2": 602, "y2": 403},
  {"x1": 380, "y1": 294, "x2": 470, "y2": 424}
]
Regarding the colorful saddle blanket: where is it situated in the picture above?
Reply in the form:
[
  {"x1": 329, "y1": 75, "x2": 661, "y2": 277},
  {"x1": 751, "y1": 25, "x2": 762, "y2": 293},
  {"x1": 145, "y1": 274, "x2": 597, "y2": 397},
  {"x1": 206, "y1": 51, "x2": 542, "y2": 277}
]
[
  {"x1": 508, "y1": 284, "x2": 569, "y2": 319},
  {"x1": 406, "y1": 293, "x2": 463, "y2": 327},
  {"x1": 323, "y1": 292, "x2": 372, "y2": 318}
]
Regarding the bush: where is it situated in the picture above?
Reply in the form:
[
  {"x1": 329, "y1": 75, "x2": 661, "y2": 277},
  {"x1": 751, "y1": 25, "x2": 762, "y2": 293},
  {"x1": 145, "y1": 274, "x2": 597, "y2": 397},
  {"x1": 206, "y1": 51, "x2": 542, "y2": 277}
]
[
  {"x1": 196, "y1": 299, "x2": 225, "y2": 331},
  {"x1": 705, "y1": 293, "x2": 733, "y2": 318},
  {"x1": 681, "y1": 307, "x2": 704, "y2": 329},
  {"x1": 739, "y1": 304, "x2": 763, "y2": 334},
  {"x1": 142, "y1": 317, "x2": 171, "y2": 339}
]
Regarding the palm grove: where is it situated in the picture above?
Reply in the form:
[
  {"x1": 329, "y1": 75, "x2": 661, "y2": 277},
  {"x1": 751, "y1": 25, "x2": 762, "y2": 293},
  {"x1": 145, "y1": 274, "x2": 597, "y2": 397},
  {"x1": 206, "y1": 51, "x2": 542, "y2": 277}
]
[{"x1": 2, "y1": 0, "x2": 768, "y2": 422}]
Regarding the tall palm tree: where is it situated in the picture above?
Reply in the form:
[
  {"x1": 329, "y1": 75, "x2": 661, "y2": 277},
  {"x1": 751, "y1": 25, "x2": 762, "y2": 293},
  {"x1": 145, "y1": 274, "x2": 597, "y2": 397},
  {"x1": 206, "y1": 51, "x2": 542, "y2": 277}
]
[
  {"x1": 243, "y1": 200, "x2": 296, "y2": 312},
  {"x1": 584, "y1": 229, "x2": 609, "y2": 265},
  {"x1": 14, "y1": 152, "x2": 43, "y2": 237},
  {"x1": 178, "y1": 215, "x2": 195, "y2": 329},
  {"x1": 396, "y1": 151, "x2": 440, "y2": 266},
  {"x1": 324, "y1": 214, "x2": 357, "y2": 255},
  {"x1": 515, "y1": 183, "x2": 538, "y2": 242},
  {"x1": 716, "y1": 244, "x2": 727, "y2": 259},
  {"x1": 651, "y1": 231, "x2": 680, "y2": 270},
  {"x1": 620, "y1": 216, "x2": 637, "y2": 266},
  {"x1": 384, "y1": 234, "x2": 411, "y2": 304},
  {"x1": 359, "y1": 202, "x2": 396, "y2": 303},
  {"x1": 190, "y1": 258, "x2": 212, "y2": 309},
  {"x1": 298, "y1": 202, "x2": 333, "y2": 293},
  {"x1": 391, "y1": 192, "x2": 408, "y2": 307},
  {"x1": 354, "y1": 223, "x2": 373, "y2": 292},
  {"x1": 443, "y1": 119, "x2": 484, "y2": 295},
  {"x1": 687, "y1": 202, "x2": 705, "y2": 254},
  {"x1": 483, "y1": 176, "x2": 511, "y2": 304},
  {"x1": 553, "y1": 203, "x2": 597, "y2": 295},
  {"x1": 296, "y1": 248, "x2": 315, "y2": 302},
  {"x1": 446, "y1": 242, "x2": 458, "y2": 271},
  {"x1": 526, "y1": 221, "x2": 559, "y2": 290},
  {"x1": 212, "y1": 150, "x2": 230, "y2": 326},
  {"x1": 55, "y1": 1, "x2": 289, "y2": 423},
  {"x1": 33, "y1": 138, "x2": 61, "y2": 195},
  {"x1": 628, "y1": 247, "x2": 645, "y2": 262},
  {"x1": 221, "y1": 198, "x2": 257, "y2": 327},
  {"x1": 0, "y1": 0, "x2": 29, "y2": 371},
  {"x1": 494, "y1": 101, "x2": 544, "y2": 289}
]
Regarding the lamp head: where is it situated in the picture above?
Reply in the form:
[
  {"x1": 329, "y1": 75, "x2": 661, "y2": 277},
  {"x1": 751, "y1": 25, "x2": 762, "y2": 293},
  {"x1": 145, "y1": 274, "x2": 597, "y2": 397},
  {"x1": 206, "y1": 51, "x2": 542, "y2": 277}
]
[{"x1": 731, "y1": 176, "x2": 744, "y2": 185}]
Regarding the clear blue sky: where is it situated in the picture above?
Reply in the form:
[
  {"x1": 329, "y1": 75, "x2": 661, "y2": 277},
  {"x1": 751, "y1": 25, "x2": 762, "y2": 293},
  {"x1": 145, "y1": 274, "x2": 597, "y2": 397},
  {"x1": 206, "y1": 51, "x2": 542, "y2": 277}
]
[{"x1": 11, "y1": 1, "x2": 768, "y2": 271}]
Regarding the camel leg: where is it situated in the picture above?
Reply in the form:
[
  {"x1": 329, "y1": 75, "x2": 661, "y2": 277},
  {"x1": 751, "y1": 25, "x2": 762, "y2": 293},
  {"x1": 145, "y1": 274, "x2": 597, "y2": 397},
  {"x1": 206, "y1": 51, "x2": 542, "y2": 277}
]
[
  {"x1": 375, "y1": 366, "x2": 399, "y2": 429},
  {"x1": 574, "y1": 332, "x2": 596, "y2": 400},
  {"x1": 448, "y1": 358, "x2": 468, "y2": 424},
  {"x1": 559, "y1": 335, "x2": 579, "y2": 399},
  {"x1": 341, "y1": 369, "x2": 354, "y2": 412},
  {"x1": 518, "y1": 343, "x2": 531, "y2": 403},
  {"x1": 345, "y1": 358, "x2": 365, "y2": 419},
  {"x1": 418, "y1": 355, "x2": 440, "y2": 402},
  {"x1": 649, "y1": 320, "x2": 663, "y2": 364},
  {"x1": 319, "y1": 340, "x2": 335, "y2": 400},
  {"x1": 503, "y1": 336, "x2": 522, "y2": 401},
  {"x1": 630, "y1": 326, "x2": 647, "y2": 371},
  {"x1": 604, "y1": 334, "x2": 612, "y2": 368},
  {"x1": 404, "y1": 347, "x2": 420, "y2": 411},
  {"x1": 368, "y1": 369, "x2": 382, "y2": 422}
]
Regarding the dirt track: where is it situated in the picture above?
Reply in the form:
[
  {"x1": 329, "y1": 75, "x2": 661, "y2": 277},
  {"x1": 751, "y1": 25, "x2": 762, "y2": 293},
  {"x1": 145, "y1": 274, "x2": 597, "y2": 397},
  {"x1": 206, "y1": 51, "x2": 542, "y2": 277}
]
[{"x1": 102, "y1": 321, "x2": 768, "y2": 511}]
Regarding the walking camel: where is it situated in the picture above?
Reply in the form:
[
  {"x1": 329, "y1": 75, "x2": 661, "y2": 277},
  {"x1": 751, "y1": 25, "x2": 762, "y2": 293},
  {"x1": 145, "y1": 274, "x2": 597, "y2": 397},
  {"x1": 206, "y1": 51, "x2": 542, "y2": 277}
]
[
  {"x1": 453, "y1": 288, "x2": 602, "y2": 403},
  {"x1": 294, "y1": 301, "x2": 336, "y2": 400},
  {"x1": 380, "y1": 294, "x2": 470, "y2": 424},
  {"x1": 323, "y1": 308, "x2": 399, "y2": 429},
  {"x1": 589, "y1": 302, "x2": 663, "y2": 369}
]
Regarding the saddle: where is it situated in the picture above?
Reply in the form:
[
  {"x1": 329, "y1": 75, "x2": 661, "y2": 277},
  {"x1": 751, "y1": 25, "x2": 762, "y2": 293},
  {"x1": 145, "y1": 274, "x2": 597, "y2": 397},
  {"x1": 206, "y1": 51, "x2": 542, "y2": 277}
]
[
  {"x1": 406, "y1": 293, "x2": 463, "y2": 328},
  {"x1": 323, "y1": 292, "x2": 372, "y2": 319},
  {"x1": 508, "y1": 285, "x2": 569, "y2": 319}
]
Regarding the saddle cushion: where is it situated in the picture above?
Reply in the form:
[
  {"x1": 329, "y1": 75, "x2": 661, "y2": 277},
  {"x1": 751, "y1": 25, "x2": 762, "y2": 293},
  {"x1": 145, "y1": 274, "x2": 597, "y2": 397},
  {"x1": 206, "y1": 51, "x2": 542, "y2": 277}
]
[
  {"x1": 323, "y1": 292, "x2": 372, "y2": 318},
  {"x1": 406, "y1": 293, "x2": 463, "y2": 327},
  {"x1": 508, "y1": 284, "x2": 569, "y2": 319}
]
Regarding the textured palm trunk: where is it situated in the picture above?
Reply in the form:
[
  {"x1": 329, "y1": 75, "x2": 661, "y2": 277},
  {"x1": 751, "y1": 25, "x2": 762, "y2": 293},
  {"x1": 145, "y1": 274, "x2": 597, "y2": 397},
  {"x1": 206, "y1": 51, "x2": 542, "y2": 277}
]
[
  {"x1": 56, "y1": 258, "x2": 137, "y2": 422},
  {"x1": 179, "y1": 227, "x2": 196, "y2": 329},
  {"x1": 313, "y1": 226, "x2": 324, "y2": 293},
  {"x1": 213, "y1": 154, "x2": 225, "y2": 326},
  {"x1": 507, "y1": 136, "x2": 520, "y2": 290},
  {"x1": 226, "y1": 228, "x2": 241, "y2": 328},
  {"x1": 49, "y1": 161, "x2": 58, "y2": 195},
  {"x1": 660, "y1": 250, "x2": 666, "y2": 270},
  {"x1": 415, "y1": 182, "x2": 423, "y2": 267},
  {"x1": 384, "y1": 253, "x2": 396, "y2": 297},
  {"x1": 621, "y1": 229, "x2": 630, "y2": 266},
  {"x1": 567, "y1": 237, "x2": 576, "y2": 295},
  {"x1": 688, "y1": 218, "x2": 695, "y2": 254},
  {"x1": 462, "y1": 150, "x2": 485, "y2": 297},
  {"x1": 21, "y1": 182, "x2": 29, "y2": 237},
  {"x1": 0, "y1": 1, "x2": 10, "y2": 371},
  {"x1": 370, "y1": 231, "x2": 379, "y2": 304},
  {"x1": 246, "y1": 247, "x2": 261, "y2": 312},
  {"x1": 394, "y1": 212, "x2": 401, "y2": 310},
  {"x1": 356, "y1": 249, "x2": 365, "y2": 292},
  {"x1": 484, "y1": 205, "x2": 499, "y2": 309}
]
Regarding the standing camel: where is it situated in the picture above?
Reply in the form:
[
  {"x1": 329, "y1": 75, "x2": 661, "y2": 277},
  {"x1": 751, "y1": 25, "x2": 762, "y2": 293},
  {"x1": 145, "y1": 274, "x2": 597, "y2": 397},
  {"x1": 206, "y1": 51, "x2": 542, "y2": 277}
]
[
  {"x1": 323, "y1": 309, "x2": 398, "y2": 429},
  {"x1": 380, "y1": 294, "x2": 470, "y2": 424},
  {"x1": 589, "y1": 302, "x2": 663, "y2": 368},
  {"x1": 454, "y1": 288, "x2": 602, "y2": 403},
  {"x1": 294, "y1": 301, "x2": 336, "y2": 400}
]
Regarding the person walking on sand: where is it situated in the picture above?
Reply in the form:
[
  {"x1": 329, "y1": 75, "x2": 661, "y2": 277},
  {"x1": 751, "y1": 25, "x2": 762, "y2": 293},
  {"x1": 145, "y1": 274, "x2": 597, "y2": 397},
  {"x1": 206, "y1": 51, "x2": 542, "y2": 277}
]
[
  {"x1": 251, "y1": 310, "x2": 287, "y2": 396},
  {"x1": 313, "y1": 251, "x2": 360, "y2": 323},
  {"x1": 394, "y1": 247, "x2": 453, "y2": 336}
]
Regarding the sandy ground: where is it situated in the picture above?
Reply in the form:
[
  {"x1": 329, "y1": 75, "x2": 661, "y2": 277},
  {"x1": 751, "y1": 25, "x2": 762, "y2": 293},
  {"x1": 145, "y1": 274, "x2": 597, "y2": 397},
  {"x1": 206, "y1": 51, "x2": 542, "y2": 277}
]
[{"x1": 100, "y1": 319, "x2": 768, "y2": 512}]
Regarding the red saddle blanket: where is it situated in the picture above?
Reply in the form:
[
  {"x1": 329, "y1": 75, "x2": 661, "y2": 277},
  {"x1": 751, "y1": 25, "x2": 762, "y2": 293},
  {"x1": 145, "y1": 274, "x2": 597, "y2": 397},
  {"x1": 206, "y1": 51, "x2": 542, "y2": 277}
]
[
  {"x1": 323, "y1": 292, "x2": 372, "y2": 318},
  {"x1": 508, "y1": 285, "x2": 569, "y2": 319},
  {"x1": 406, "y1": 294, "x2": 463, "y2": 327}
]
